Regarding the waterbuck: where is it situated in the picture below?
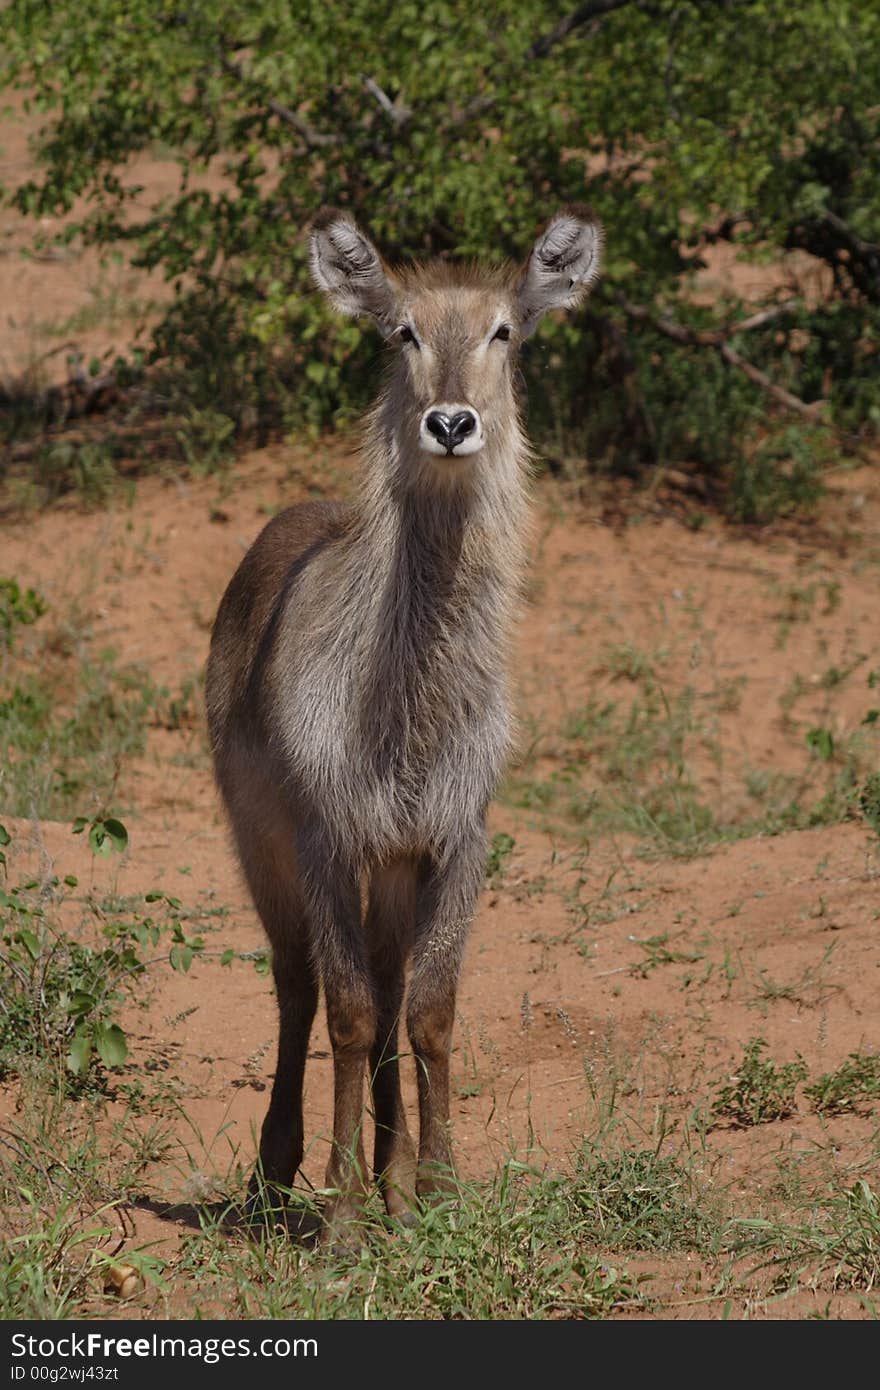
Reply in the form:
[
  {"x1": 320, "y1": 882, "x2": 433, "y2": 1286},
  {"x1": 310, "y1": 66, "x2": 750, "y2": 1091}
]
[{"x1": 205, "y1": 206, "x2": 603, "y2": 1240}]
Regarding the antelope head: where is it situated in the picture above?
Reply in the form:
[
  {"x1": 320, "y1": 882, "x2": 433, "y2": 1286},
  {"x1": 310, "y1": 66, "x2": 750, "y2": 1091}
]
[{"x1": 309, "y1": 207, "x2": 603, "y2": 467}]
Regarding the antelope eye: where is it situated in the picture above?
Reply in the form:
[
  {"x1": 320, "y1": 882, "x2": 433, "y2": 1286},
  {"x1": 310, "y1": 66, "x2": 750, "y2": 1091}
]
[
  {"x1": 492, "y1": 324, "x2": 512, "y2": 343},
  {"x1": 398, "y1": 325, "x2": 418, "y2": 346}
]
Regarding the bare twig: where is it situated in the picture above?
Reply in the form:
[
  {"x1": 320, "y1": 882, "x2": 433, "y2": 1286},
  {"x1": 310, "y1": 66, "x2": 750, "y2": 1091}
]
[
  {"x1": 619, "y1": 295, "x2": 798, "y2": 346},
  {"x1": 362, "y1": 76, "x2": 411, "y2": 128},
  {"x1": 0, "y1": 364, "x2": 121, "y2": 423},
  {"x1": 219, "y1": 54, "x2": 340, "y2": 149},
  {"x1": 619, "y1": 295, "x2": 827, "y2": 419},
  {"x1": 718, "y1": 342, "x2": 826, "y2": 419},
  {"x1": 527, "y1": 0, "x2": 641, "y2": 59},
  {"x1": 819, "y1": 209, "x2": 880, "y2": 259},
  {"x1": 724, "y1": 301, "x2": 802, "y2": 336}
]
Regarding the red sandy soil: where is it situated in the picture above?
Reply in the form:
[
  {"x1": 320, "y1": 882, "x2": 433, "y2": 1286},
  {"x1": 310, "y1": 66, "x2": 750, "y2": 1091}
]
[{"x1": 1, "y1": 447, "x2": 879, "y2": 1319}]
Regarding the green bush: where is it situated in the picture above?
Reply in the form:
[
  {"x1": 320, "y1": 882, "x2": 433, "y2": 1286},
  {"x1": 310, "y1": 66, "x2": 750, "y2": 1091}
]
[
  {"x1": 2, "y1": 2, "x2": 878, "y2": 509},
  {"x1": 0, "y1": 821, "x2": 212, "y2": 1087}
]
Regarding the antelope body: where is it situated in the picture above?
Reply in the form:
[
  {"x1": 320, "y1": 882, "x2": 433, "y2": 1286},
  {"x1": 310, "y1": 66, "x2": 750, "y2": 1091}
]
[{"x1": 206, "y1": 207, "x2": 602, "y2": 1238}]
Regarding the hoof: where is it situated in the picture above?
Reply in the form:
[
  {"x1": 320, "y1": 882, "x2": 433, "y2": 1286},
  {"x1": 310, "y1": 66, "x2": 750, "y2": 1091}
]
[
  {"x1": 320, "y1": 1193, "x2": 369, "y2": 1256},
  {"x1": 391, "y1": 1208, "x2": 420, "y2": 1231},
  {"x1": 416, "y1": 1162, "x2": 459, "y2": 1204},
  {"x1": 319, "y1": 1221, "x2": 368, "y2": 1260},
  {"x1": 380, "y1": 1184, "x2": 418, "y2": 1224}
]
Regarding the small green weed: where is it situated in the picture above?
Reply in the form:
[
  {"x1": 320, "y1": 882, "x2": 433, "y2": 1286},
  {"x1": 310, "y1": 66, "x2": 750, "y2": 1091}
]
[
  {"x1": 713, "y1": 1038, "x2": 808, "y2": 1126},
  {"x1": 0, "y1": 1090, "x2": 171, "y2": 1318},
  {"x1": 0, "y1": 1199, "x2": 137, "y2": 1319},
  {"x1": 30, "y1": 439, "x2": 121, "y2": 507},
  {"x1": 0, "y1": 629, "x2": 161, "y2": 819},
  {"x1": 806, "y1": 726, "x2": 835, "y2": 762},
  {"x1": 629, "y1": 934, "x2": 704, "y2": 978},
  {"x1": 174, "y1": 407, "x2": 236, "y2": 475},
  {"x1": 0, "y1": 579, "x2": 47, "y2": 651},
  {"x1": 805, "y1": 1054, "x2": 880, "y2": 1116},
  {"x1": 859, "y1": 775, "x2": 880, "y2": 836},
  {"x1": 485, "y1": 831, "x2": 516, "y2": 885}
]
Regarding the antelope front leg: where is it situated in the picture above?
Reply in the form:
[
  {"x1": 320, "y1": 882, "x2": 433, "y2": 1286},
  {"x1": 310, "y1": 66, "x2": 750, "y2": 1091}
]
[
  {"x1": 254, "y1": 934, "x2": 318, "y2": 1198},
  {"x1": 366, "y1": 860, "x2": 418, "y2": 1220},
  {"x1": 301, "y1": 842, "x2": 376, "y2": 1245},
  {"x1": 323, "y1": 976, "x2": 375, "y2": 1240},
  {"x1": 407, "y1": 838, "x2": 484, "y2": 1199}
]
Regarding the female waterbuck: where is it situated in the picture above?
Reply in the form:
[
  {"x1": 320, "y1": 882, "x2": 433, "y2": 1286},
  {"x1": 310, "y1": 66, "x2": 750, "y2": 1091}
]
[{"x1": 206, "y1": 207, "x2": 603, "y2": 1239}]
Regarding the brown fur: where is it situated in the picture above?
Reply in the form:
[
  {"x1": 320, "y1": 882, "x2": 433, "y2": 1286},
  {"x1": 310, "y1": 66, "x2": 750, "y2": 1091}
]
[{"x1": 205, "y1": 207, "x2": 602, "y2": 1240}]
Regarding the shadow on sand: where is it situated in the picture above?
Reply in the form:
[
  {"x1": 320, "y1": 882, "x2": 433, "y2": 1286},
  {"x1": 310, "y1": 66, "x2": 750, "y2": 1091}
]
[{"x1": 130, "y1": 1192, "x2": 324, "y2": 1245}]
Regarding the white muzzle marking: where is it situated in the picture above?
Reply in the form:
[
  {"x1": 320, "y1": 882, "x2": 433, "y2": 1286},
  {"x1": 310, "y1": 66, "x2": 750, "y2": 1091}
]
[{"x1": 419, "y1": 404, "x2": 485, "y2": 457}]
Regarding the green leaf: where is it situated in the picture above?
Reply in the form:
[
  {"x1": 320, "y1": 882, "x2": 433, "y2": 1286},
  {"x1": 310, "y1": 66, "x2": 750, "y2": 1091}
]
[
  {"x1": 16, "y1": 928, "x2": 40, "y2": 960},
  {"x1": 0, "y1": 825, "x2": 10, "y2": 847},
  {"x1": 95, "y1": 1022, "x2": 128, "y2": 1068},
  {"x1": 88, "y1": 817, "x2": 129, "y2": 856},
  {"x1": 68, "y1": 1029, "x2": 93, "y2": 1076},
  {"x1": 806, "y1": 727, "x2": 834, "y2": 761},
  {"x1": 67, "y1": 990, "x2": 97, "y2": 1018},
  {"x1": 220, "y1": 948, "x2": 235, "y2": 967},
  {"x1": 170, "y1": 943, "x2": 193, "y2": 972}
]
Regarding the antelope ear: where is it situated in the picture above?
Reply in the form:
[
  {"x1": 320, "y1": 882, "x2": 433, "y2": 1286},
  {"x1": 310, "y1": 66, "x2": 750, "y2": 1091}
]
[
  {"x1": 309, "y1": 209, "x2": 397, "y2": 333},
  {"x1": 516, "y1": 207, "x2": 604, "y2": 337}
]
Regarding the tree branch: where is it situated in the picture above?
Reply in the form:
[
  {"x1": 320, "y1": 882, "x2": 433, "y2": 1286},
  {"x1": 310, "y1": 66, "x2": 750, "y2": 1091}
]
[
  {"x1": 0, "y1": 366, "x2": 122, "y2": 430},
  {"x1": 821, "y1": 208, "x2": 880, "y2": 259},
  {"x1": 361, "y1": 76, "x2": 411, "y2": 127},
  {"x1": 619, "y1": 296, "x2": 827, "y2": 419},
  {"x1": 619, "y1": 295, "x2": 798, "y2": 344},
  {"x1": 527, "y1": 0, "x2": 642, "y2": 59},
  {"x1": 717, "y1": 343, "x2": 825, "y2": 419},
  {"x1": 219, "y1": 54, "x2": 341, "y2": 149}
]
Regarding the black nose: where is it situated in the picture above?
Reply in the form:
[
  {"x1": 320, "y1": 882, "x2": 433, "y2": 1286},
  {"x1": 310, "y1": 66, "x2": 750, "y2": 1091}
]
[{"x1": 425, "y1": 409, "x2": 477, "y2": 452}]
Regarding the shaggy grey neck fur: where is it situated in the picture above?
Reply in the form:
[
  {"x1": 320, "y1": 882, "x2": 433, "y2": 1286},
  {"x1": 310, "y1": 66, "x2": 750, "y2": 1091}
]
[{"x1": 269, "y1": 388, "x2": 530, "y2": 865}]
